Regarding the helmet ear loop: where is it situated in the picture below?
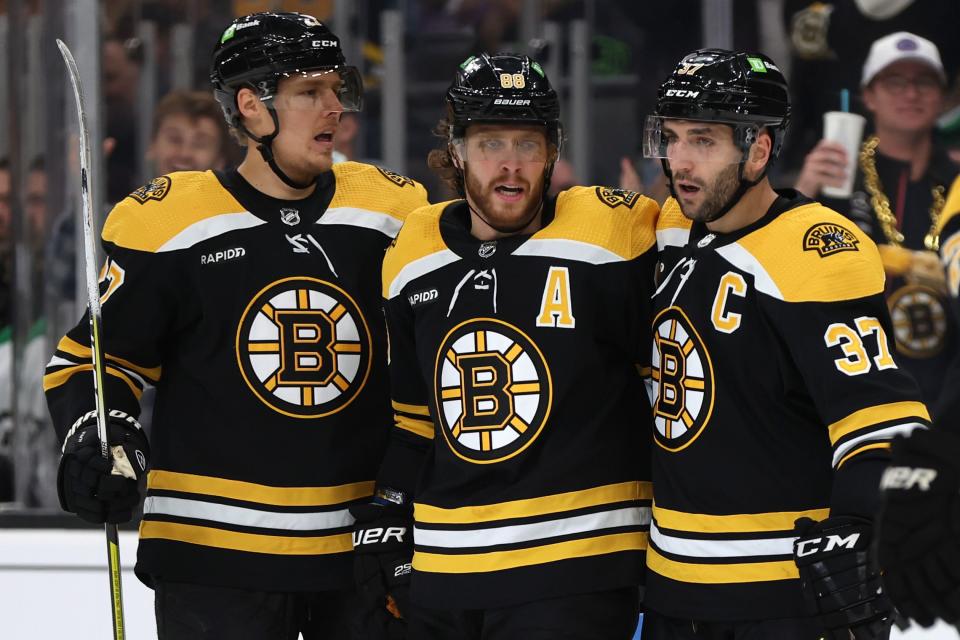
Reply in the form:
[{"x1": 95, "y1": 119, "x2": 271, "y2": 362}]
[{"x1": 449, "y1": 141, "x2": 467, "y2": 198}]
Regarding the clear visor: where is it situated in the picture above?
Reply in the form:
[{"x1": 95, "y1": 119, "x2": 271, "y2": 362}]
[
  {"x1": 270, "y1": 67, "x2": 363, "y2": 113},
  {"x1": 452, "y1": 129, "x2": 551, "y2": 164},
  {"x1": 643, "y1": 115, "x2": 755, "y2": 164}
]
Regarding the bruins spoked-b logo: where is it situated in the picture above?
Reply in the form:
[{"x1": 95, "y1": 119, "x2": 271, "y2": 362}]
[
  {"x1": 650, "y1": 307, "x2": 715, "y2": 452},
  {"x1": 237, "y1": 277, "x2": 371, "y2": 418},
  {"x1": 888, "y1": 284, "x2": 948, "y2": 358},
  {"x1": 434, "y1": 318, "x2": 552, "y2": 463}
]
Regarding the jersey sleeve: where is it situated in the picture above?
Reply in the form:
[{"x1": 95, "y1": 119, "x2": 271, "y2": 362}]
[
  {"x1": 631, "y1": 196, "x2": 660, "y2": 372},
  {"x1": 935, "y1": 175, "x2": 960, "y2": 430},
  {"x1": 43, "y1": 200, "x2": 189, "y2": 442},
  {"x1": 374, "y1": 230, "x2": 435, "y2": 498}
]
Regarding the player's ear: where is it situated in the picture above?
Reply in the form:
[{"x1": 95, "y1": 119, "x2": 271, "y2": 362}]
[{"x1": 450, "y1": 144, "x2": 463, "y2": 170}]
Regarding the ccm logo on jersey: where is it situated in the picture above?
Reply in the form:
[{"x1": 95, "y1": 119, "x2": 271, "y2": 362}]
[
  {"x1": 665, "y1": 89, "x2": 700, "y2": 98},
  {"x1": 408, "y1": 289, "x2": 439, "y2": 307},
  {"x1": 795, "y1": 532, "x2": 861, "y2": 557},
  {"x1": 201, "y1": 247, "x2": 246, "y2": 265},
  {"x1": 353, "y1": 526, "x2": 407, "y2": 546},
  {"x1": 312, "y1": 39, "x2": 337, "y2": 47},
  {"x1": 880, "y1": 465, "x2": 937, "y2": 491}
]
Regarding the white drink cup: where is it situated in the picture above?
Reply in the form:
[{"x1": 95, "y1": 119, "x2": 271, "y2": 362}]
[{"x1": 821, "y1": 111, "x2": 867, "y2": 199}]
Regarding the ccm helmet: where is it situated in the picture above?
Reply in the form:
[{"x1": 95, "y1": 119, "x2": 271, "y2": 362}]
[
  {"x1": 210, "y1": 12, "x2": 362, "y2": 188},
  {"x1": 645, "y1": 49, "x2": 791, "y2": 221}
]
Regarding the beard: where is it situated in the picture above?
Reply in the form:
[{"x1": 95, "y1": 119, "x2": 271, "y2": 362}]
[
  {"x1": 464, "y1": 167, "x2": 545, "y2": 233},
  {"x1": 675, "y1": 162, "x2": 741, "y2": 223}
]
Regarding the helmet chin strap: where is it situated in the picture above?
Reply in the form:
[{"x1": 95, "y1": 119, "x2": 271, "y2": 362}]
[
  {"x1": 241, "y1": 108, "x2": 315, "y2": 190},
  {"x1": 662, "y1": 150, "x2": 768, "y2": 225}
]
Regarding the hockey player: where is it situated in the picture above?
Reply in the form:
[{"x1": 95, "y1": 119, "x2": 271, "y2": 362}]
[
  {"x1": 44, "y1": 12, "x2": 428, "y2": 639},
  {"x1": 350, "y1": 53, "x2": 658, "y2": 638},
  {"x1": 641, "y1": 49, "x2": 930, "y2": 639},
  {"x1": 875, "y1": 177, "x2": 960, "y2": 628}
]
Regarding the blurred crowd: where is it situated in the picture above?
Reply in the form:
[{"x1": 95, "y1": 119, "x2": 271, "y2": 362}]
[{"x1": 2, "y1": 0, "x2": 960, "y2": 507}]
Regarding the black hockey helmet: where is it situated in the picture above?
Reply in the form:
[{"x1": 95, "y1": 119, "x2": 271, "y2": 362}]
[
  {"x1": 651, "y1": 48, "x2": 790, "y2": 159},
  {"x1": 209, "y1": 12, "x2": 361, "y2": 189},
  {"x1": 645, "y1": 49, "x2": 791, "y2": 222},
  {"x1": 447, "y1": 53, "x2": 562, "y2": 151}
]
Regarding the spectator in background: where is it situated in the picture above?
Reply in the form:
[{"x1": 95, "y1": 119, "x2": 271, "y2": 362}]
[
  {"x1": 102, "y1": 35, "x2": 143, "y2": 204},
  {"x1": 781, "y1": 0, "x2": 960, "y2": 176},
  {"x1": 794, "y1": 32, "x2": 959, "y2": 414},
  {"x1": 146, "y1": 90, "x2": 233, "y2": 176}
]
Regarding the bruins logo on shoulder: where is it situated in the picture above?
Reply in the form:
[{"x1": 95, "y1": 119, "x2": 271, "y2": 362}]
[
  {"x1": 128, "y1": 176, "x2": 171, "y2": 204},
  {"x1": 803, "y1": 222, "x2": 860, "y2": 257},
  {"x1": 434, "y1": 318, "x2": 552, "y2": 464},
  {"x1": 650, "y1": 306, "x2": 715, "y2": 452},
  {"x1": 377, "y1": 167, "x2": 415, "y2": 188},
  {"x1": 596, "y1": 187, "x2": 640, "y2": 209},
  {"x1": 236, "y1": 277, "x2": 372, "y2": 418}
]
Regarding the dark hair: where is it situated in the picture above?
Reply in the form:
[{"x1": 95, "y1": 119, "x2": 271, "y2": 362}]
[{"x1": 152, "y1": 90, "x2": 229, "y2": 152}]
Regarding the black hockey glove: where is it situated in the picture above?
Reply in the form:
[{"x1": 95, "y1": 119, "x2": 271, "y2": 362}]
[
  {"x1": 350, "y1": 499, "x2": 413, "y2": 640},
  {"x1": 57, "y1": 409, "x2": 149, "y2": 524},
  {"x1": 876, "y1": 428, "x2": 960, "y2": 627},
  {"x1": 794, "y1": 515, "x2": 894, "y2": 640}
]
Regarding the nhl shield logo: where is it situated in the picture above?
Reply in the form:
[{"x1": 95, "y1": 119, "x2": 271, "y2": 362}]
[
  {"x1": 434, "y1": 318, "x2": 552, "y2": 464},
  {"x1": 128, "y1": 176, "x2": 171, "y2": 204},
  {"x1": 596, "y1": 187, "x2": 640, "y2": 209},
  {"x1": 377, "y1": 167, "x2": 415, "y2": 188},
  {"x1": 803, "y1": 223, "x2": 860, "y2": 257},
  {"x1": 236, "y1": 277, "x2": 372, "y2": 418},
  {"x1": 280, "y1": 208, "x2": 301, "y2": 226}
]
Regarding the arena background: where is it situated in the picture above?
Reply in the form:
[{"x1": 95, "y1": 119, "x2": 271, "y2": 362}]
[{"x1": 1, "y1": 1, "x2": 958, "y2": 637}]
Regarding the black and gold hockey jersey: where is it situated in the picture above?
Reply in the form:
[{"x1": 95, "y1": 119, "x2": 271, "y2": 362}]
[
  {"x1": 646, "y1": 191, "x2": 931, "y2": 620},
  {"x1": 377, "y1": 187, "x2": 657, "y2": 609},
  {"x1": 44, "y1": 162, "x2": 429, "y2": 591}
]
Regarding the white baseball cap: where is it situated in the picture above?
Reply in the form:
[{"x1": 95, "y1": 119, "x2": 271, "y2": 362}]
[{"x1": 861, "y1": 31, "x2": 945, "y2": 87}]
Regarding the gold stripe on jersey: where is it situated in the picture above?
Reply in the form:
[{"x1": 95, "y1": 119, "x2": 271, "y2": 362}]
[
  {"x1": 43, "y1": 363, "x2": 143, "y2": 400},
  {"x1": 328, "y1": 161, "x2": 429, "y2": 224},
  {"x1": 382, "y1": 202, "x2": 457, "y2": 298},
  {"x1": 103, "y1": 171, "x2": 249, "y2": 253},
  {"x1": 147, "y1": 470, "x2": 373, "y2": 507},
  {"x1": 532, "y1": 186, "x2": 658, "y2": 260},
  {"x1": 139, "y1": 521, "x2": 353, "y2": 556},
  {"x1": 647, "y1": 547, "x2": 798, "y2": 584},
  {"x1": 416, "y1": 481, "x2": 650, "y2": 524},
  {"x1": 837, "y1": 442, "x2": 892, "y2": 468},
  {"x1": 653, "y1": 505, "x2": 830, "y2": 534},
  {"x1": 392, "y1": 400, "x2": 430, "y2": 416},
  {"x1": 57, "y1": 335, "x2": 162, "y2": 383},
  {"x1": 395, "y1": 413, "x2": 434, "y2": 439},
  {"x1": 937, "y1": 174, "x2": 960, "y2": 235},
  {"x1": 732, "y1": 203, "x2": 884, "y2": 303},
  {"x1": 828, "y1": 401, "x2": 931, "y2": 444},
  {"x1": 413, "y1": 531, "x2": 647, "y2": 574}
]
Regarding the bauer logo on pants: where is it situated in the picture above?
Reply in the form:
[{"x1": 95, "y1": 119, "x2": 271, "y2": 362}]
[
  {"x1": 433, "y1": 318, "x2": 552, "y2": 464},
  {"x1": 236, "y1": 277, "x2": 371, "y2": 418}
]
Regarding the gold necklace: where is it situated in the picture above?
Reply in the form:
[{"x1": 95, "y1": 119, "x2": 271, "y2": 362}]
[{"x1": 859, "y1": 135, "x2": 944, "y2": 251}]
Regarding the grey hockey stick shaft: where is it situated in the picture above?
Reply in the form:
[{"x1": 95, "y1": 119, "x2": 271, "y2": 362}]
[{"x1": 56, "y1": 38, "x2": 126, "y2": 640}]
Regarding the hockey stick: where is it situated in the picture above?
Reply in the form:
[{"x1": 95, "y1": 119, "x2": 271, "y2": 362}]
[{"x1": 56, "y1": 38, "x2": 126, "y2": 640}]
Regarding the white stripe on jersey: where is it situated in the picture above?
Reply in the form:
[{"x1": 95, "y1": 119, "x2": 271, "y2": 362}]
[
  {"x1": 715, "y1": 243, "x2": 785, "y2": 300},
  {"x1": 650, "y1": 520, "x2": 795, "y2": 558},
  {"x1": 831, "y1": 422, "x2": 927, "y2": 468},
  {"x1": 388, "y1": 250, "x2": 462, "y2": 300},
  {"x1": 512, "y1": 238, "x2": 625, "y2": 264},
  {"x1": 318, "y1": 206, "x2": 404, "y2": 238},
  {"x1": 143, "y1": 496, "x2": 354, "y2": 531},
  {"x1": 157, "y1": 211, "x2": 266, "y2": 252},
  {"x1": 414, "y1": 506, "x2": 650, "y2": 549},
  {"x1": 656, "y1": 227, "x2": 690, "y2": 252}
]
